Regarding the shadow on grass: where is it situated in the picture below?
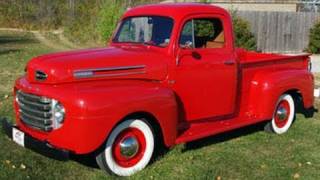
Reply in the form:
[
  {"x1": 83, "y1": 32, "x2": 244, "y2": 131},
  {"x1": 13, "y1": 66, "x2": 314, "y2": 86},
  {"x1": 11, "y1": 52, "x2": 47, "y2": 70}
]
[
  {"x1": 301, "y1": 107, "x2": 318, "y2": 118},
  {"x1": 69, "y1": 122, "x2": 267, "y2": 170},
  {"x1": 183, "y1": 106, "x2": 319, "y2": 152},
  {"x1": 0, "y1": 49, "x2": 21, "y2": 55},
  {"x1": 0, "y1": 34, "x2": 38, "y2": 55},
  {"x1": 0, "y1": 35, "x2": 38, "y2": 45},
  {"x1": 70, "y1": 154, "x2": 99, "y2": 169}
]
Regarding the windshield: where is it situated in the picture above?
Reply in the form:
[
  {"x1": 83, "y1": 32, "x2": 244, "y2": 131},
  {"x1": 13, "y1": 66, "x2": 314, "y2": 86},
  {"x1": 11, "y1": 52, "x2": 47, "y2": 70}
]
[{"x1": 113, "y1": 16, "x2": 174, "y2": 47}]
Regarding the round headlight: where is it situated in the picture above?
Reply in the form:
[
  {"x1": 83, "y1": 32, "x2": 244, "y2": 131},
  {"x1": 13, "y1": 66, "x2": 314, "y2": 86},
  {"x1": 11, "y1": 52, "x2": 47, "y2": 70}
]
[{"x1": 53, "y1": 103, "x2": 65, "y2": 124}]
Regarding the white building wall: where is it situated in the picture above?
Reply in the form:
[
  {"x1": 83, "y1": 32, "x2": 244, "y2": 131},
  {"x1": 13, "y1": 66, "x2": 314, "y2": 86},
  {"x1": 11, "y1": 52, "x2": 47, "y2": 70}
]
[{"x1": 161, "y1": 0, "x2": 298, "y2": 12}]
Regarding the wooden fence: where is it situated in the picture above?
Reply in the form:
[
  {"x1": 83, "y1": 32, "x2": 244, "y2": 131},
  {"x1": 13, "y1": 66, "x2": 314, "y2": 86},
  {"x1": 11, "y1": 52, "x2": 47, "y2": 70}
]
[{"x1": 237, "y1": 11, "x2": 320, "y2": 53}]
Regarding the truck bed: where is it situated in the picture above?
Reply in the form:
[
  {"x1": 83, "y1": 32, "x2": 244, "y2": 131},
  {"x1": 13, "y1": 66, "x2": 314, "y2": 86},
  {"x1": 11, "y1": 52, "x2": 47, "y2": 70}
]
[
  {"x1": 236, "y1": 49, "x2": 310, "y2": 119},
  {"x1": 237, "y1": 49, "x2": 310, "y2": 65}
]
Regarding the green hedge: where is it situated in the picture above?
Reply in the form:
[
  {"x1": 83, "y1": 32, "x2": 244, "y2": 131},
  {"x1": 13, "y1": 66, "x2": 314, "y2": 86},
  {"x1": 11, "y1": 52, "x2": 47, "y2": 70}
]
[
  {"x1": 97, "y1": 1, "x2": 124, "y2": 42},
  {"x1": 231, "y1": 11, "x2": 257, "y2": 51},
  {"x1": 307, "y1": 20, "x2": 320, "y2": 54}
]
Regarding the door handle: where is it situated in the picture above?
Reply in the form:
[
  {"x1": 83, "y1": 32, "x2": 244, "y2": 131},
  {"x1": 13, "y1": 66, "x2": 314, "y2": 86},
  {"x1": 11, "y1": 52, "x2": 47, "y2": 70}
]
[{"x1": 224, "y1": 60, "x2": 235, "y2": 65}]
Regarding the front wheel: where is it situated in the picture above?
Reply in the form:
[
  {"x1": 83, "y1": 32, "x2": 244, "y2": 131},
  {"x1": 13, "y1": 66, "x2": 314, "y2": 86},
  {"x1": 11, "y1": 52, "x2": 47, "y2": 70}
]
[
  {"x1": 96, "y1": 119, "x2": 154, "y2": 176},
  {"x1": 265, "y1": 94, "x2": 295, "y2": 134}
]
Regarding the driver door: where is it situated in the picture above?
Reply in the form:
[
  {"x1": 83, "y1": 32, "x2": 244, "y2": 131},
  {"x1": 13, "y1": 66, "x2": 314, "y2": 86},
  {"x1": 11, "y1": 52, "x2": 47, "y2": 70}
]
[{"x1": 172, "y1": 16, "x2": 238, "y2": 122}]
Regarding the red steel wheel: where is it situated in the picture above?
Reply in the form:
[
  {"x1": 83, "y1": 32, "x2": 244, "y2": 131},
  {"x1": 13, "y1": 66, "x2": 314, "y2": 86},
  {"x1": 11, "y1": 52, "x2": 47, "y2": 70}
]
[
  {"x1": 112, "y1": 127, "x2": 147, "y2": 168},
  {"x1": 271, "y1": 94, "x2": 295, "y2": 134},
  {"x1": 274, "y1": 100, "x2": 291, "y2": 128}
]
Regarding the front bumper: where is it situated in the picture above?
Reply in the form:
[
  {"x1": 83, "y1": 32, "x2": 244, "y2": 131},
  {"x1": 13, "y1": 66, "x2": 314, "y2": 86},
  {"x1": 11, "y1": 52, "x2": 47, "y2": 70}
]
[{"x1": 1, "y1": 117, "x2": 69, "y2": 161}]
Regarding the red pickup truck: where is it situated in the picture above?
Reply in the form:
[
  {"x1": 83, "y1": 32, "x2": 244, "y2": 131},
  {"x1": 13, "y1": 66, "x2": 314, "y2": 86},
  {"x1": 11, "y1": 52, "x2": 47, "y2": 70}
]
[{"x1": 2, "y1": 3, "x2": 315, "y2": 176}]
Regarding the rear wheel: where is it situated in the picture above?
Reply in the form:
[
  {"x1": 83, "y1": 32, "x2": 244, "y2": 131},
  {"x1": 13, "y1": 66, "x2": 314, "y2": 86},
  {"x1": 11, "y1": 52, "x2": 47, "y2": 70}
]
[
  {"x1": 96, "y1": 119, "x2": 154, "y2": 176},
  {"x1": 265, "y1": 94, "x2": 295, "y2": 134}
]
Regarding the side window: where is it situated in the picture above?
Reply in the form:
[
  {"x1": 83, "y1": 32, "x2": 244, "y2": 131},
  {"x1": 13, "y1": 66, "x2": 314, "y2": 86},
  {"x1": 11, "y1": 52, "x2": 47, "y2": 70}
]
[
  {"x1": 179, "y1": 20, "x2": 194, "y2": 48},
  {"x1": 179, "y1": 18, "x2": 225, "y2": 49}
]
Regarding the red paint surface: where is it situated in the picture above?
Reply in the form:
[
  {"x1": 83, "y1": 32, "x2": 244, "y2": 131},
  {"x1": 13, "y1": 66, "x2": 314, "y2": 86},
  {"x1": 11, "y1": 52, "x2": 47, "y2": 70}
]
[{"x1": 13, "y1": 3, "x2": 314, "y2": 154}]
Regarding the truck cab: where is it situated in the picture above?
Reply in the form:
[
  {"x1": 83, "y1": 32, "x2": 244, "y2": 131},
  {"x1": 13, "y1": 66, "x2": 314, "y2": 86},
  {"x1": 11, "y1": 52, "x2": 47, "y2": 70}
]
[{"x1": 2, "y1": 3, "x2": 315, "y2": 177}]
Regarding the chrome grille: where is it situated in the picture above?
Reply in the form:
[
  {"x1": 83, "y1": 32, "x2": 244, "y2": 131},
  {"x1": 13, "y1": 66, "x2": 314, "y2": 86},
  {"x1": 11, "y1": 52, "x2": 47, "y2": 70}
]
[{"x1": 16, "y1": 90, "x2": 53, "y2": 132}]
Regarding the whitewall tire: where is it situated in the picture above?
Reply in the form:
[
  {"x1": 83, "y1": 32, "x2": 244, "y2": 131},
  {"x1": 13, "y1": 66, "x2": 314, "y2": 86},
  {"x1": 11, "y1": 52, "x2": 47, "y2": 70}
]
[{"x1": 96, "y1": 119, "x2": 154, "y2": 176}]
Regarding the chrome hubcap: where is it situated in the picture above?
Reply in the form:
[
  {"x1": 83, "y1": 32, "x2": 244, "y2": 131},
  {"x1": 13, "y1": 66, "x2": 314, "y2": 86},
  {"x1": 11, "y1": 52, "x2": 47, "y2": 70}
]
[
  {"x1": 119, "y1": 137, "x2": 139, "y2": 159},
  {"x1": 276, "y1": 107, "x2": 288, "y2": 121}
]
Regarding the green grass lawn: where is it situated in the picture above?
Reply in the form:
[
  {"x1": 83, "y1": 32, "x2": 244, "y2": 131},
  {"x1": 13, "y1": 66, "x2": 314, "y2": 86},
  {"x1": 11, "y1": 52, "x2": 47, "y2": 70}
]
[{"x1": 0, "y1": 31, "x2": 320, "y2": 180}]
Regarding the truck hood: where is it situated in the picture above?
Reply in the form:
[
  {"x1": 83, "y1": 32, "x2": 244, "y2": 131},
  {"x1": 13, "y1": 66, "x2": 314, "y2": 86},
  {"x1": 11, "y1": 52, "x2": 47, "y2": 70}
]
[{"x1": 26, "y1": 46, "x2": 169, "y2": 84}]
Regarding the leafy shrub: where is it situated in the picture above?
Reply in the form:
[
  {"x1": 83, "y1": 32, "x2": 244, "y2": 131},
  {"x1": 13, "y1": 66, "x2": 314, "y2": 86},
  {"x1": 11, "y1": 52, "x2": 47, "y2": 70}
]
[
  {"x1": 307, "y1": 20, "x2": 320, "y2": 54},
  {"x1": 97, "y1": 1, "x2": 125, "y2": 42},
  {"x1": 231, "y1": 11, "x2": 257, "y2": 51},
  {"x1": 0, "y1": 0, "x2": 66, "y2": 29},
  {"x1": 62, "y1": 1, "x2": 101, "y2": 44}
]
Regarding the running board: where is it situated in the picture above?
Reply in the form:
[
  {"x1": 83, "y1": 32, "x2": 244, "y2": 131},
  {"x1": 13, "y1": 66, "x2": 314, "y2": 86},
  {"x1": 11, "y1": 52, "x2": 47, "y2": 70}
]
[{"x1": 175, "y1": 116, "x2": 261, "y2": 144}]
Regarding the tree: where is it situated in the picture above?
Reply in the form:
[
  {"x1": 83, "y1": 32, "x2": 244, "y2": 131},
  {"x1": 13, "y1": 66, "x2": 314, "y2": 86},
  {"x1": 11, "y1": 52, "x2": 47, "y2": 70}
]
[
  {"x1": 307, "y1": 20, "x2": 320, "y2": 54},
  {"x1": 97, "y1": 0, "x2": 124, "y2": 41},
  {"x1": 231, "y1": 11, "x2": 257, "y2": 51}
]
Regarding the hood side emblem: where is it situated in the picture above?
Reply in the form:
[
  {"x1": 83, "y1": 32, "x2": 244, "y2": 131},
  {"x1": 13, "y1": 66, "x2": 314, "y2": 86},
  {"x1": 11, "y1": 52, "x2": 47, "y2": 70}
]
[{"x1": 35, "y1": 70, "x2": 48, "y2": 81}]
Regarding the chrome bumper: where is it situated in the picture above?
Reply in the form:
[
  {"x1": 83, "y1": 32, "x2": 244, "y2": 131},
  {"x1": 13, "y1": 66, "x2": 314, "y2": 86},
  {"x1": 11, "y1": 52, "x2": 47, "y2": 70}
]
[{"x1": 1, "y1": 117, "x2": 69, "y2": 161}]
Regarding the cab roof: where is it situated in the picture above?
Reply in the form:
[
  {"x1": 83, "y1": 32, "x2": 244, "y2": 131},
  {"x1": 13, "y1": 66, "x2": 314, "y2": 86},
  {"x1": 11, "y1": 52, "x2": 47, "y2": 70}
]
[{"x1": 123, "y1": 3, "x2": 230, "y2": 20}]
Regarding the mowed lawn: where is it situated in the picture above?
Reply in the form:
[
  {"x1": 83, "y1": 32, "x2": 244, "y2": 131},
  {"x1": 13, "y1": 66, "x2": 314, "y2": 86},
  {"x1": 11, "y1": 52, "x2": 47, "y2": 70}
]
[{"x1": 0, "y1": 31, "x2": 320, "y2": 180}]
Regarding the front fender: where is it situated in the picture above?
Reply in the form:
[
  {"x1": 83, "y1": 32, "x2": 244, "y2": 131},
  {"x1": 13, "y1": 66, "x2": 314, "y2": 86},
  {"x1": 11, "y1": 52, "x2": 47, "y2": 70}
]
[
  {"x1": 73, "y1": 80, "x2": 178, "y2": 154},
  {"x1": 248, "y1": 70, "x2": 314, "y2": 120}
]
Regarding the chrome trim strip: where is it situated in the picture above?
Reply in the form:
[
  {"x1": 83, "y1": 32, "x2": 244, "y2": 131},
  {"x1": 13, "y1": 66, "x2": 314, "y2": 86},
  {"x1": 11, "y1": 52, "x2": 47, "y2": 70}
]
[
  {"x1": 74, "y1": 65, "x2": 146, "y2": 79},
  {"x1": 20, "y1": 114, "x2": 52, "y2": 131},
  {"x1": 20, "y1": 110, "x2": 52, "y2": 124},
  {"x1": 18, "y1": 91, "x2": 42, "y2": 101},
  {"x1": 74, "y1": 65, "x2": 146, "y2": 73},
  {"x1": 91, "y1": 71, "x2": 146, "y2": 78},
  {"x1": 75, "y1": 71, "x2": 146, "y2": 79},
  {"x1": 19, "y1": 103, "x2": 52, "y2": 118},
  {"x1": 18, "y1": 95, "x2": 51, "y2": 110},
  {"x1": 19, "y1": 107, "x2": 51, "y2": 121}
]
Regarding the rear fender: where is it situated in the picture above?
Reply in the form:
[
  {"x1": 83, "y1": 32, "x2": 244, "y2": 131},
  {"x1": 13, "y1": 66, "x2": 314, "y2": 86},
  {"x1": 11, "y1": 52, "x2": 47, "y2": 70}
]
[{"x1": 248, "y1": 70, "x2": 314, "y2": 120}]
